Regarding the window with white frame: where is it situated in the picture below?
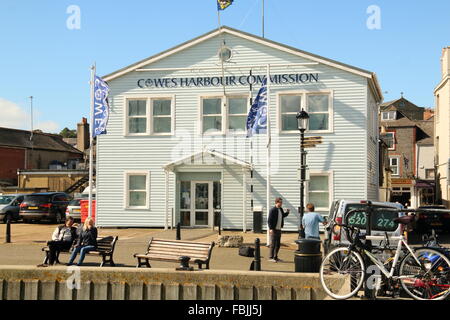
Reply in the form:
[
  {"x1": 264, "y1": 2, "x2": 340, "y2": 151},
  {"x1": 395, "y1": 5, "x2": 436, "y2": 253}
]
[
  {"x1": 280, "y1": 94, "x2": 302, "y2": 131},
  {"x1": 279, "y1": 92, "x2": 331, "y2": 132},
  {"x1": 382, "y1": 111, "x2": 397, "y2": 121},
  {"x1": 127, "y1": 99, "x2": 148, "y2": 134},
  {"x1": 126, "y1": 172, "x2": 149, "y2": 208},
  {"x1": 390, "y1": 157, "x2": 400, "y2": 176},
  {"x1": 152, "y1": 98, "x2": 173, "y2": 134},
  {"x1": 202, "y1": 97, "x2": 222, "y2": 133},
  {"x1": 228, "y1": 97, "x2": 248, "y2": 132},
  {"x1": 308, "y1": 174, "x2": 330, "y2": 211},
  {"x1": 384, "y1": 132, "x2": 396, "y2": 150},
  {"x1": 201, "y1": 95, "x2": 249, "y2": 134},
  {"x1": 307, "y1": 94, "x2": 330, "y2": 131},
  {"x1": 126, "y1": 97, "x2": 173, "y2": 135}
]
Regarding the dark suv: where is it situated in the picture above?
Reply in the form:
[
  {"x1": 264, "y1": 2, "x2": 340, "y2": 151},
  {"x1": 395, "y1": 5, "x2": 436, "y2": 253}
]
[{"x1": 20, "y1": 193, "x2": 70, "y2": 224}]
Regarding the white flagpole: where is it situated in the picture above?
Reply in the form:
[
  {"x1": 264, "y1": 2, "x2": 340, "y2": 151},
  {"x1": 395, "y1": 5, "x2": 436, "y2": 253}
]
[
  {"x1": 88, "y1": 64, "x2": 96, "y2": 220},
  {"x1": 266, "y1": 64, "x2": 271, "y2": 246}
]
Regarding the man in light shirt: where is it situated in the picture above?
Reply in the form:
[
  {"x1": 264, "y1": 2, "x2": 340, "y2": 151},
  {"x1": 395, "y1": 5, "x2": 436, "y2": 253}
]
[
  {"x1": 267, "y1": 197, "x2": 290, "y2": 262},
  {"x1": 302, "y1": 203, "x2": 326, "y2": 240}
]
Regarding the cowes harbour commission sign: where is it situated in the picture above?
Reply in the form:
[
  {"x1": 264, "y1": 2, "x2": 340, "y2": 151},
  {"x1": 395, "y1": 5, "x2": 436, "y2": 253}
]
[{"x1": 137, "y1": 73, "x2": 319, "y2": 88}]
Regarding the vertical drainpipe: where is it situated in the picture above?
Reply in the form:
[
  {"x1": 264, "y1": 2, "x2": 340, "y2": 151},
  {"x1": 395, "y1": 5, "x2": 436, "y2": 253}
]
[
  {"x1": 243, "y1": 168, "x2": 247, "y2": 232},
  {"x1": 165, "y1": 169, "x2": 169, "y2": 230}
]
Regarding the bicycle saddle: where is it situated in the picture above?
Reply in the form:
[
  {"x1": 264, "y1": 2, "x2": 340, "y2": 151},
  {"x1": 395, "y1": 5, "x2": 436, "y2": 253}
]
[{"x1": 393, "y1": 215, "x2": 415, "y2": 225}]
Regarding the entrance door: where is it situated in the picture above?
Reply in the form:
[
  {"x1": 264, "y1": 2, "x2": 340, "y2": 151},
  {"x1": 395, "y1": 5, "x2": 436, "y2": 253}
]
[
  {"x1": 179, "y1": 181, "x2": 215, "y2": 227},
  {"x1": 194, "y1": 182, "x2": 211, "y2": 227}
]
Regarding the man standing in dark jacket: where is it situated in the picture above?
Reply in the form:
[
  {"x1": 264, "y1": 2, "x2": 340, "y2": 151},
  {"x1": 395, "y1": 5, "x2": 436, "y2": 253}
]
[{"x1": 268, "y1": 197, "x2": 290, "y2": 262}]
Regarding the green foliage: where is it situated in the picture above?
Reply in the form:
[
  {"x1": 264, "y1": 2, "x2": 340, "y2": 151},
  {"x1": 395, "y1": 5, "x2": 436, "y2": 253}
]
[{"x1": 59, "y1": 127, "x2": 77, "y2": 138}]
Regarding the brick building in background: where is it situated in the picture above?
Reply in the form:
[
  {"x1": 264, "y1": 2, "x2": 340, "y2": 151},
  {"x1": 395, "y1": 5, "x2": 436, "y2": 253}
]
[
  {"x1": 380, "y1": 97, "x2": 435, "y2": 208},
  {"x1": 0, "y1": 127, "x2": 84, "y2": 187}
]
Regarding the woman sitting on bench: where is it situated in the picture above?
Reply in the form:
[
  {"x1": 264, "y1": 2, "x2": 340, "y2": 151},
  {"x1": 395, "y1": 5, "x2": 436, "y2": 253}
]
[{"x1": 67, "y1": 218, "x2": 97, "y2": 266}]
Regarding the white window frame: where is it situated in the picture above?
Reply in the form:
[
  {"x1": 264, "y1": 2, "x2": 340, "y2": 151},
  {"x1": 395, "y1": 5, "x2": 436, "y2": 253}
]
[
  {"x1": 306, "y1": 171, "x2": 334, "y2": 213},
  {"x1": 382, "y1": 111, "x2": 396, "y2": 121},
  {"x1": 385, "y1": 132, "x2": 396, "y2": 150},
  {"x1": 124, "y1": 95, "x2": 175, "y2": 136},
  {"x1": 227, "y1": 95, "x2": 250, "y2": 135},
  {"x1": 390, "y1": 157, "x2": 400, "y2": 176},
  {"x1": 125, "y1": 97, "x2": 149, "y2": 136},
  {"x1": 124, "y1": 171, "x2": 150, "y2": 210},
  {"x1": 199, "y1": 93, "x2": 249, "y2": 136},
  {"x1": 277, "y1": 90, "x2": 334, "y2": 134}
]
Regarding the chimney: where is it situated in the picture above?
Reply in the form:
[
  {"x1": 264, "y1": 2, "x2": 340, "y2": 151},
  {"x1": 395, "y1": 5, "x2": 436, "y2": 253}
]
[
  {"x1": 424, "y1": 108, "x2": 434, "y2": 121},
  {"x1": 442, "y1": 47, "x2": 450, "y2": 79},
  {"x1": 77, "y1": 117, "x2": 90, "y2": 152}
]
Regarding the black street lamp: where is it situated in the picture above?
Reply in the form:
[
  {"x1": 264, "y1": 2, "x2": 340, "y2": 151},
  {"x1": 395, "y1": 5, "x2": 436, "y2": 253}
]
[{"x1": 296, "y1": 109, "x2": 309, "y2": 239}]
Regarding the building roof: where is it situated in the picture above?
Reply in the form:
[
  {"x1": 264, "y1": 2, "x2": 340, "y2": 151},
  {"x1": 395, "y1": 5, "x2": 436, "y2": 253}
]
[
  {"x1": 163, "y1": 149, "x2": 252, "y2": 172},
  {"x1": 416, "y1": 120, "x2": 434, "y2": 145},
  {"x1": 380, "y1": 97, "x2": 425, "y2": 121},
  {"x1": 0, "y1": 127, "x2": 83, "y2": 154},
  {"x1": 103, "y1": 26, "x2": 383, "y2": 101},
  {"x1": 381, "y1": 117, "x2": 417, "y2": 128}
]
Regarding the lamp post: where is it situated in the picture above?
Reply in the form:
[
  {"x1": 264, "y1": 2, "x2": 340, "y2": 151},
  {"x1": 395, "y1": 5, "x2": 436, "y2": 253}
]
[{"x1": 296, "y1": 110, "x2": 309, "y2": 239}]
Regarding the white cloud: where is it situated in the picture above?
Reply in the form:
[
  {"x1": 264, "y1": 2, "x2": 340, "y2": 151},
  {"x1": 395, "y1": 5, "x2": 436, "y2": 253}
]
[
  {"x1": 0, "y1": 98, "x2": 60, "y2": 133},
  {"x1": 35, "y1": 120, "x2": 60, "y2": 133},
  {"x1": 0, "y1": 98, "x2": 30, "y2": 129}
]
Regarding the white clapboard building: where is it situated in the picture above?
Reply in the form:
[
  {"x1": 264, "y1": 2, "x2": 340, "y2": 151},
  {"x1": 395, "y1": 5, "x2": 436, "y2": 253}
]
[{"x1": 96, "y1": 26, "x2": 383, "y2": 230}]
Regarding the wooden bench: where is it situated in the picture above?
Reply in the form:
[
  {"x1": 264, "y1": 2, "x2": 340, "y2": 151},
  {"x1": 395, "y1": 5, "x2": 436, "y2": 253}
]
[
  {"x1": 42, "y1": 236, "x2": 118, "y2": 267},
  {"x1": 133, "y1": 238, "x2": 215, "y2": 269}
]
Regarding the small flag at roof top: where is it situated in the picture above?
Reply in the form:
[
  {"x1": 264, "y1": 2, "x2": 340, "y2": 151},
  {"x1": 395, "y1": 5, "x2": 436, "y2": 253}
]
[
  {"x1": 93, "y1": 75, "x2": 110, "y2": 138},
  {"x1": 246, "y1": 77, "x2": 268, "y2": 138},
  {"x1": 217, "y1": 0, "x2": 234, "y2": 10}
]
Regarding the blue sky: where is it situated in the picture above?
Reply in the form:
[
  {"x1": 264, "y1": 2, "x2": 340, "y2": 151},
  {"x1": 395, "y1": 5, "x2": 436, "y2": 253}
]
[{"x1": 0, "y1": 0, "x2": 449, "y2": 133}]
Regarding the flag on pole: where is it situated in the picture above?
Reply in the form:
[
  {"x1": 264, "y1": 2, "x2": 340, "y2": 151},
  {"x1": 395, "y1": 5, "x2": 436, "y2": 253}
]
[
  {"x1": 93, "y1": 75, "x2": 110, "y2": 138},
  {"x1": 217, "y1": 0, "x2": 234, "y2": 10},
  {"x1": 246, "y1": 77, "x2": 268, "y2": 138}
]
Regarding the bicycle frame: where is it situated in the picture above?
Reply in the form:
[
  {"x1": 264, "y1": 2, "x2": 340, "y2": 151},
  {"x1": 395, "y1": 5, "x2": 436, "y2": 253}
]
[{"x1": 358, "y1": 234, "x2": 420, "y2": 280}]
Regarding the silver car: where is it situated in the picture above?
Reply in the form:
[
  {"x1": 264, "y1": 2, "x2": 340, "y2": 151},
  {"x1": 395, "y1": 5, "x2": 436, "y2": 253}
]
[
  {"x1": 0, "y1": 194, "x2": 24, "y2": 223},
  {"x1": 65, "y1": 198, "x2": 81, "y2": 221}
]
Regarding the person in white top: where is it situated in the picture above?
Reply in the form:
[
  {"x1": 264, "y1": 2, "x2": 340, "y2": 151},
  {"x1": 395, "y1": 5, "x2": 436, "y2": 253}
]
[{"x1": 39, "y1": 217, "x2": 77, "y2": 267}]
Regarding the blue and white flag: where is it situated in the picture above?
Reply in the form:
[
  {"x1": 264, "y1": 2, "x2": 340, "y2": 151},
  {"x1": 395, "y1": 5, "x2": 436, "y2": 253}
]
[
  {"x1": 246, "y1": 77, "x2": 268, "y2": 138},
  {"x1": 93, "y1": 75, "x2": 110, "y2": 138}
]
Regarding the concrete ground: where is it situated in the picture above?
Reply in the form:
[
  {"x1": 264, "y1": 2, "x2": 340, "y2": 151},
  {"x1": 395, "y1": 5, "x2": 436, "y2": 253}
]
[{"x1": 0, "y1": 222, "x2": 309, "y2": 272}]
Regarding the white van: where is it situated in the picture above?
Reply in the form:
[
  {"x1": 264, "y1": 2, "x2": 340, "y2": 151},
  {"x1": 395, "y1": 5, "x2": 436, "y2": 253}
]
[{"x1": 324, "y1": 200, "x2": 405, "y2": 254}]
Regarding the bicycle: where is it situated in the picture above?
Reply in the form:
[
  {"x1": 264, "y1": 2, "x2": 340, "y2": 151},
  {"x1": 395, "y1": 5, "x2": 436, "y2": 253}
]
[{"x1": 319, "y1": 215, "x2": 450, "y2": 300}]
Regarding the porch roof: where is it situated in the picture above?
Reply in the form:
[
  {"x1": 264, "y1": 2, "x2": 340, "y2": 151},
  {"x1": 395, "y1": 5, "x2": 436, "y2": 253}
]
[{"x1": 163, "y1": 149, "x2": 252, "y2": 172}]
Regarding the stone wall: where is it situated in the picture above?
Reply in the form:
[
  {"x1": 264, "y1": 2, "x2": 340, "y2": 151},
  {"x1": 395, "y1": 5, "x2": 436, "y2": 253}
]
[{"x1": 0, "y1": 266, "x2": 342, "y2": 300}]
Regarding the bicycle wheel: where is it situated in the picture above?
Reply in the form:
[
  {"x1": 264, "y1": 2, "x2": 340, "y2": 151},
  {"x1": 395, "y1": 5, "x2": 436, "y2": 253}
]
[
  {"x1": 320, "y1": 247, "x2": 365, "y2": 300},
  {"x1": 399, "y1": 248, "x2": 450, "y2": 300}
]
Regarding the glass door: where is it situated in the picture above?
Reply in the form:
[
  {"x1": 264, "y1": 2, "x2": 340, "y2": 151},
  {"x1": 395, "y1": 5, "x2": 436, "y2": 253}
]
[
  {"x1": 194, "y1": 182, "x2": 211, "y2": 227},
  {"x1": 179, "y1": 180, "x2": 218, "y2": 227},
  {"x1": 179, "y1": 181, "x2": 191, "y2": 227}
]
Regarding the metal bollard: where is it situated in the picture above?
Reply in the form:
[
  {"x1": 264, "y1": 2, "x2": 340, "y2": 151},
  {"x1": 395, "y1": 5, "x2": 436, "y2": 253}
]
[
  {"x1": 176, "y1": 222, "x2": 181, "y2": 240},
  {"x1": 5, "y1": 217, "x2": 11, "y2": 243},
  {"x1": 254, "y1": 238, "x2": 261, "y2": 271}
]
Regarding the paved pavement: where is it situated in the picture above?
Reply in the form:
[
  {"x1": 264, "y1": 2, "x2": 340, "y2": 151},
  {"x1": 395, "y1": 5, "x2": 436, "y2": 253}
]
[{"x1": 0, "y1": 223, "x2": 309, "y2": 272}]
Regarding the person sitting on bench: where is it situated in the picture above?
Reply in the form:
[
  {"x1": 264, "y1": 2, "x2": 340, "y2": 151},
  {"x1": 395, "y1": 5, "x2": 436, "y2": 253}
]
[
  {"x1": 67, "y1": 218, "x2": 98, "y2": 266},
  {"x1": 38, "y1": 217, "x2": 78, "y2": 267}
]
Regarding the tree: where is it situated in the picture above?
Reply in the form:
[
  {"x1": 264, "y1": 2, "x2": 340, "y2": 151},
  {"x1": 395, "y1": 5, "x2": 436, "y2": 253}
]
[{"x1": 60, "y1": 127, "x2": 77, "y2": 138}]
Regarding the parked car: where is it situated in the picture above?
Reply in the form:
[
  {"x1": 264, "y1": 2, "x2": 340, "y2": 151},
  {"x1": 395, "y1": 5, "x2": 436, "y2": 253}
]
[
  {"x1": 414, "y1": 205, "x2": 450, "y2": 235},
  {"x1": 19, "y1": 192, "x2": 71, "y2": 224},
  {"x1": 0, "y1": 194, "x2": 24, "y2": 223},
  {"x1": 65, "y1": 198, "x2": 81, "y2": 221},
  {"x1": 324, "y1": 200, "x2": 405, "y2": 254}
]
